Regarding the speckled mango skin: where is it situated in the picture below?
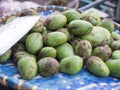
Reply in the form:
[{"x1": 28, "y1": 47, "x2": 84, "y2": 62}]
[
  {"x1": 62, "y1": 9, "x2": 81, "y2": 23},
  {"x1": 105, "y1": 60, "x2": 120, "y2": 78},
  {"x1": 0, "y1": 49, "x2": 11, "y2": 63},
  {"x1": 44, "y1": 14, "x2": 67, "y2": 30},
  {"x1": 82, "y1": 26, "x2": 111, "y2": 47},
  {"x1": 82, "y1": 32, "x2": 106, "y2": 47},
  {"x1": 37, "y1": 57, "x2": 59, "y2": 77},
  {"x1": 106, "y1": 37, "x2": 114, "y2": 46},
  {"x1": 31, "y1": 21, "x2": 45, "y2": 33},
  {"x1": 38, "y1": 47, "x2": 56, "y2": 59},
  {"x1": 25, "y1": 33, "x2": 43, "y2": 54},
  {"x1": 55, "y1": 43, "x2": 75, "y2": 60},
  {"x1": 86, "y1": 56, "x2": 109, "y2": 77},
  {"x1": 75, "y1": 40, "x2": 92, "y2": 59},
  {"x1": 11, "y1": 43, "x2": 25, "y2": 56},
  {"x1": 100, "y1": 18, "x2": 114, "y2": 33},
  {"x1": 69, "y1": 37, "x2": 81, "y2": 49},
  {"x1": 91, "y1": 26, "x2": 111, "y2": 41},
  {"x1": 44, "y1": 32, "x2": 67, "y2": 47},
  {"x1": 60, "y1": 55, "x2": 83, "y2": 74},
  {"x1": 69, "y1": 20, "x2": 93, "y2": 36},
  {"x1": 93, "y1": 45, "x2": 112, "y2": 61},
  {"x1": 13, "y1": 51, "x2": 28, "y2": 64},
  {"x1": 81, "y1": 9, "x2": 101, "y2": 26},
  {"x1": 57, "y1": 28, "x2": 72, "y2": 41},
  {"x1": 13, "y1": 51, "x2": 36, "y2": 64},
  {"x1": 111, "y1": 40, "x2": 120, "y2": 51},
  {"x1": 112, "y1": 50, "x2": 120, "y2": 59},
  {"x1": 111, "y1": 32, "x2": 120, "y2": 40},
  {"x1": 17, "y1": 56, "x2": 37, "y2": 80}
]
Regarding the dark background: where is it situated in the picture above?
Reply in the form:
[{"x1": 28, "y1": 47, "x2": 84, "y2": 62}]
[{"x1": 0, "y1": 85, "x2": 14, "y2": 90}]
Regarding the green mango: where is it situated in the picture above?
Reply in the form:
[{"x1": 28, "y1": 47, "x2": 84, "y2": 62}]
[
  {"x1": 75, "y1": 40, "x2": 92, "y2": 59},
  {"x1": 86, "y1": 56, "x2": 109, "y2": 77},
  {"x1": 106, "y1": 37, "x2": 114, "y2": 46},
  {"x1": 111, "y1": 32, "x2": 120, "y2": 40},
  {"x1": 11, "y1": 43, "x2": 25, "y2": 56},
  {"x1": 57, "y1": 28, "x2": 72, "y2": 41},
  {"x1": 81, "y1": 9, "x2": 101, "y2": 26},
  {"x1": 18, "y1": 56, "x2": 37, "y2": 80},
  {"x1": 0, "y1": 49, "x2": 11, "y2": 63},
  {"x1": 60, "y1": 55, "x2": 83, "y2": 74},
  {"x1": 99, "y1": 18, "x2": 114, "y2": 33},
  {"x1": 105, "y1": 60, "x2": 120, "y2": 78},
  {"x1": 69, "y1": 20, "x2": 93, "y2": 36},
  {"x1": 44, "y1": 14, "x2": 67, "y2": 30},
  {"x1": 38, "y1": 47, "x2": 56, "y2": 59},
  {"x1": 44, "y1": 32, "x2": 67, "y2": 47},
  {"x1": 92, "y1": 26, "x2": 111, "y2": 41},
  {"x1": 111, "y1": 40, "x2": 120, "y2": 50},
  {"x1": 93, "y1": 45, "x2": 112, "y2": 61},
  {"x1": 13, "y1": 51, "x2": 29, "y2": 64},
  {"x1": 55, "y1": 43, "x2": 75, "y2": 60},
  {"x1": 112, "y1": 50, "x2": 120, "y2": 59},
  {"x1": 13, "y1": 51, "x2": 37, "y2": 64},
  {"x1": 62, "y1": 9, "x2": 81, "y2": 23},
  {"x1": 69, "y1": 37, "x2": 81, "y2": 49},
  {"x1": 82, "y1": 32, "x2": 106, "y2": 47},
  {"x1": 26, "y1": 33, "x2": 43, "y2": 54},
  {"x1": 41, "y1": 29, "x2": 52, "y2": 37},
  {"x1": 31, "y1": 21, "x2": 45, "y2": 33},
  {"x1": 37, "y1": 57, "x2": 59, "y2": 77}
]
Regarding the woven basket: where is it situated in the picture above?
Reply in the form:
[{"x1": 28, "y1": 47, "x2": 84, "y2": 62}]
[{"x1": 0, "y1": 5, "x2": 120, "y2": 90}]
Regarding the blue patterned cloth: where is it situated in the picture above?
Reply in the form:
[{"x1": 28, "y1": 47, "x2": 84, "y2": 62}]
[{"x1": 0, "y1": 10, "x2": 120, "y2": 90}]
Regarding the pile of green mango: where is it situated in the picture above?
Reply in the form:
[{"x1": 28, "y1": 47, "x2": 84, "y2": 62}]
[{"x1": 1, "y1": 8, "x2": 120, "y2": 80}]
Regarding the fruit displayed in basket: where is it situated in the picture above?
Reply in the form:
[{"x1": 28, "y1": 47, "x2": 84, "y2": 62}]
[
  {"x1": 81, "y1": 9, "x2": 101, "y2": 26},
  {"x1": 75, "y1": 40, "x2": 92, "y2": 59},
  {"x1": 0, "y1": 49, "x2": 11, "y2": 63},
  {"x1": 111, "y1": 32, "x2": 120, "y2": 40},
  {"x1": 82, "y1": 31, "x2": 106, "y2": 47},
  {"x1": 37, "y1": 57, "x2": 59, "y2": 77},
  {"x1": 100, "y1": 18, "x2": 114, "y2": 33},
  {"x1": 11, "y1": 43, "x2": 26, "y2": 56},
  {"x1": 62, "y1": 9, "x2": 81, "y2": 23},
  {"x1": 60, "y1": 55, "x2": 83, "y2": 74},
  {"x1": 93, "y1": 45, "x2": 112, "y2": 61},
  {"x1": 110, "y1": 40, "x2": 120, "y2": 50},
  {"x1": 44, "y1": 14, "x2": 67, "y2": 30},
  {"x1": 17, "y1": 56, "x2": 37, "y2": 80},
  {"x1": 86, "y1": 56, "x2": 110, "y2": 77},
  {"x1": 57, "y1": 28, "x2": 72, "y2": 41},
  {"x1": 69, "y1": 20, "x2": 93, "y2": 36},
  {"x1": 31, "y1": 20, "x2": 46, "y2": 33},
  {"x1": 111, "y1": 50, "x2": 120, "y2": 59},
  {"x1": 1, "y1": 9, "x2": 120, "y2": 80},
  {"x1": 25, "y1": 33, "x2": 43, "y2": 54},
  {"x1": 56, "y1": 43, "x2": 75, "y2": 60},
  {"x1": 106, "y1": 60, "x2": 120, "y2": 78},
  {"x1": 44, "y1": 32, "x2": 67, "y2": 47},
  {"x1": 38, "y1": 47, "x2": 56, "y2": 59}
]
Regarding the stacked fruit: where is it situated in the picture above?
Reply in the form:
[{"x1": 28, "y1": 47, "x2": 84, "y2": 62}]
[{"x1": 0, "y1": 9, "x2": 120, "y2": 80}]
